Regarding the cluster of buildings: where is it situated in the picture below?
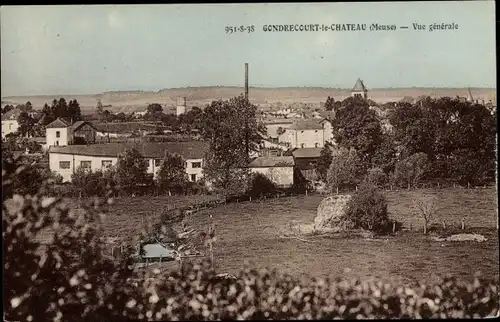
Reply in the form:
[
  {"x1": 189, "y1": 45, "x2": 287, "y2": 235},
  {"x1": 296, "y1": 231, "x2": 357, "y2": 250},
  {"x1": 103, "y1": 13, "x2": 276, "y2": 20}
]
[
  {"x1": 42, "y1": 114, "x2": 325, "y2": 188},
  {"x1": 4, "y1": 78, "x2": 496, "y2": 190}
]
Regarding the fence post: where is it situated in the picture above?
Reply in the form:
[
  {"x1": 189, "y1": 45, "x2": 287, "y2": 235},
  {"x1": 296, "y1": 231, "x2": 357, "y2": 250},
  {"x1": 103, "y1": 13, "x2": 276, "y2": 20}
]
[
  {"x1": 442, "y1": 220, "x2": 446, "y2": 230},
  {"x1": 250, "y1": 196, "x2": 252, "y2": 202},
  {"x1": 392, "y1": 220, "x2": 396, "y2": 233},
  {"x1": 306, "y1": 190, "x2": 308, "y2": 196},
  {"x1": 461, "y1": 218, "x2": 465, "y2": 230},
  {"x1": 410, "y1": 222, "x2": 412, "y2": 231}
]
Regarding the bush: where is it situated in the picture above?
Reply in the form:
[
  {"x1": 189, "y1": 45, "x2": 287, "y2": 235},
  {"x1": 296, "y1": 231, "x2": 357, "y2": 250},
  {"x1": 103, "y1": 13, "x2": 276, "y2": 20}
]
[
  {"x1": 71, "y1": 167, "x2": 117, "y2": 197},
  {"x1": 3, "y1": 155, "x2": 499, "y2": 321},
  {"x1": 393, "y1": 152, "x2": 430, "y2": 190},
  {"x1": 345, "y1": 182, "x2": 391, "y2": 233},
  {"x1": 247, "y1": 172, "x2": 278, "y2": 198},
  {"x1": 363, "y1": 167, "x2": 388, "y2": 189}
]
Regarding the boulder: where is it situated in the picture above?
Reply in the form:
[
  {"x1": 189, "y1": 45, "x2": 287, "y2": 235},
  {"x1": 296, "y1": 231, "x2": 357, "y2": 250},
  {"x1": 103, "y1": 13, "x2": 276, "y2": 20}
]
[{"x1": 314, "y1": 194, "x2": 352, "y2": 232}]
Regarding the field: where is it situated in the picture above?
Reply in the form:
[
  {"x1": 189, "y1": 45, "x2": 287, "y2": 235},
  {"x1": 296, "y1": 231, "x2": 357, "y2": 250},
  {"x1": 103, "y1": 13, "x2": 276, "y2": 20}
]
[{"x1": 96, "y1": 187, "x2": 498, "y2": 285}]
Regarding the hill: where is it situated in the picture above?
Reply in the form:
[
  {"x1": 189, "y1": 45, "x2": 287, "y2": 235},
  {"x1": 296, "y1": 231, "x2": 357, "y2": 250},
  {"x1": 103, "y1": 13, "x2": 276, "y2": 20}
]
[{"x1": 2, "y1": 87, "x2": 496, "y2": 114}]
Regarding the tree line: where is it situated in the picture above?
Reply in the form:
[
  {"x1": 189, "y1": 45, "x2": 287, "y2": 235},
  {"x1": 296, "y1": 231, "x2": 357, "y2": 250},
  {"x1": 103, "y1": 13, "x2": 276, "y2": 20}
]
[{"x1": 315, "y1": 95, "x2": 496, "y2": 192}]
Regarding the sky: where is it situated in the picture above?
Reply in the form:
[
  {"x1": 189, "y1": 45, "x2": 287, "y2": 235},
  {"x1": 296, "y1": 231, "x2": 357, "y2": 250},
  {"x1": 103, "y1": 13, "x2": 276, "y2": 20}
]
[{"x1": 0, "y1": 2, "x2": 496, "y2": 96}]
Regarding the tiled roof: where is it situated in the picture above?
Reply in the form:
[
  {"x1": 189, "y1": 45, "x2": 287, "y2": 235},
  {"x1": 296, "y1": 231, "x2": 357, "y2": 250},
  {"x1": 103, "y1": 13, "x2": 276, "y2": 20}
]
[
  {"x1": 1, "y1": 108, "x2": 22, "y2": 121},
  {"x1": 289, "y1": 119, "x2": 323, "y2": 130},
  {"x1": 48, "y1": 141, "x2": 209, "y2": 159},
  {"x1": 46, "y1": 118, "x2": 71, "y2": 128},
  {"x1": 318, "y1": 111, "x2": 335, "y2": 120},
  {"x1": 263, "y1": 118, "x2": 294, "y2": 125},
  {"x1": 93, "y1": 122, "x2": 160, "y2": 134},
  {"x1": 352, "y1": 78, "x2": 367, "y2": 92},
  {"x1": 70, "y1": 121, "x2": 97, "y2": 132},
  {"x1": 291, "y1": 148, "x2": 322, "y2": 159},
  {"x1": 248, "y1": 156, "x2": 295, "y2": 168}
]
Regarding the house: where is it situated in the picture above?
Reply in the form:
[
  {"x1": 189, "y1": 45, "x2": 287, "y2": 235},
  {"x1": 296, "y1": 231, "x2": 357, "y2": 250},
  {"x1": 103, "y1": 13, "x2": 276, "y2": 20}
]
[
  {"x1": 1, "y1": 108, "x2": 42, "y2": 139},
  {"x1": 263, "y1": 118, "x2": 294, "y2": 139},
  {"x1": 291, "y1": 147, "x2": 323, "y2": 182},
  {"x1": 278, "y1": 119, "x2": 333, "y2": 149},
  {"x1": 351, "y1": 78, "x2": 368, "y2": 99},
  {"x1": 45, "y1": 118, "x2": 98, "y2": 147},
  {"x1": 248, "y1": 156, "x2": 295, "y2": 188},
  {"x1": 48, "y1": 141, "x2": 208, "y2": 182},
  {"x1": 1, "y1": 109, "x2": 21, "y2": 138}
]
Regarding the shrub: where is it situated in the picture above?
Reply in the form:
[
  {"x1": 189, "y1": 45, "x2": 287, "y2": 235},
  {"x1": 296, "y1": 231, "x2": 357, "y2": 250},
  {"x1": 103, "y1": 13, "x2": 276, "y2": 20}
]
[
  {"x1": 247, "y1": 172, "x2": 278, "y2": 198},
  {"x1": 155, "y1": 152, "x2": 189, "y2": 195},
  {"x1": 326, "y1": 147, "x2": 363, "y2": 193},
  {"x1": 393, "y1": 152, "x2": 430, "y2": 190},
  {"x1": 3, "y1": 155, "x2": 499, "y2": 321},
  {"x1": 345, "y1": 182, "x2": 390, "y2": 233},
  {"x1": 2, "y1": 155, "x2": 135, "y2": 322},
  {"x1": 115, "y1": 148, "x2": 149, "y2": 195},
  {"x1": 71, "y1": 167, "x2": 115, "y2": 198},
  {"x1": 363, "y1": 167, "x2": 388, "y2": 189}
]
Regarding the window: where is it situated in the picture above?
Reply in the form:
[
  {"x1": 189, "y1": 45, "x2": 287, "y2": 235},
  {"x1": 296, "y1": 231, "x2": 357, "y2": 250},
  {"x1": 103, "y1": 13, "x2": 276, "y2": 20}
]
[
  {"x1": 191, "y1": 174, "x2": 197, "y2": 182},
  {"x1": 56, "y1": 141, "x2": 59, "y2": 146},
  {"x1": 56, "y1": 131, "x2": 60, "y2": 138},
  {"x1": 101, "y1": 160, "x2": 112, "y2": 169},
  {"x1": 192, "y1": 162, "x2": 202, "y2": 168},
  {"x1": 301, "y1": 143, "x2": 305, "y2": 148},
  {"x1": 315, "y1": 130, "x2": 318, "y2": 133},
  {"x1": 80, "y1": 161, "x2": 92, "y2": 169},
  {"x1": 9, "y1": 124, "x2": 12, "y2": 130},
  {"x1": 59, "y1": 161, "x2": 71, "y2": 169},
  {"x1": 154, "y1": 159, "x2": 162, "y2": 167}
]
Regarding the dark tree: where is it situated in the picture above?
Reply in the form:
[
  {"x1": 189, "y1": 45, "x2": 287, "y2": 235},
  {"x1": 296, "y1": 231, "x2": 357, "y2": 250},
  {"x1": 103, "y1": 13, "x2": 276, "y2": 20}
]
[
  {"x1": 68, "y1": 99, "x2": 82, "y2": 121},
  {"x1": 17, "y1": 112, "x2": 36, "y2": 137},
  {"x1": 325, "y1": 96, "x2": 335, "y2": 111},
  {"x1": 115, "y1": 148, "x2": 149, "y2": 194},
  {"x1": 156, "y1": 152, "x2": 189, "y2": 194},
  {"x1": 332, "y1": 99, "x2": 383, "y2": 165},
  {"x1": 315, "y1": 141, "x2": 334, "y2": 182},
  {"x1": 2, "y1": 104, "x2": 15, "y2": 114},
  {"x1": 201, "y1": 95, "x2": 266, "y2": 196}
]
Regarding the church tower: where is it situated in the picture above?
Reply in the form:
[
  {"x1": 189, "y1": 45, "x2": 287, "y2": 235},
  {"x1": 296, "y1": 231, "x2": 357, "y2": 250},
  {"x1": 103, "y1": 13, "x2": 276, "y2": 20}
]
[{"x1": 351, "y1": 78, "x2": 368, "y2": 99}]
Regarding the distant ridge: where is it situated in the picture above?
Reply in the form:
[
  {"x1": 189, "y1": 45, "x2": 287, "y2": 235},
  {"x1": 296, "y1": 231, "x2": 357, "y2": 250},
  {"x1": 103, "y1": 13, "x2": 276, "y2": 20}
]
[{"x1": 3, "y1": 86, "x2": 496, "y2": 115}]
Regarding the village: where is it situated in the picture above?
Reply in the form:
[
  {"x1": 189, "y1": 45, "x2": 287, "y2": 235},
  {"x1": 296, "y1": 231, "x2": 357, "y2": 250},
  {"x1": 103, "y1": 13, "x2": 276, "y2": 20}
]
[
  {"x1": 2, "y1": 2, "x2": 498, "y2": 320},
  {"x1": 2, "y1": 74, "x2": 497, "y2": 267}
]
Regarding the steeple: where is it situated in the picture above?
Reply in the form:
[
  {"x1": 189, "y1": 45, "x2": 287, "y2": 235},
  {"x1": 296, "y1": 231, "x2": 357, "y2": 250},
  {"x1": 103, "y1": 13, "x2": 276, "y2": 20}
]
[{"x1": 351, "y1": 78, "x2": 368, "y2": 99}]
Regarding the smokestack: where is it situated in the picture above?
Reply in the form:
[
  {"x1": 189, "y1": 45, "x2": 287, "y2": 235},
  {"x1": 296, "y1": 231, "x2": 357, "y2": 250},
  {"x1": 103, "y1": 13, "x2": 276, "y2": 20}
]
[{"x1": 245, "y1": 63, "x2": 249, "y2": 100}]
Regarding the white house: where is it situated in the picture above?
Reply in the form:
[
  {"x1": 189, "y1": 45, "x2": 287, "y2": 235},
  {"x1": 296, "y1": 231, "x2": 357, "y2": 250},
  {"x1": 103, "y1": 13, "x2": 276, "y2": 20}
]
[
  {"x1": 263, "y1": 118, "x2": 294, "y2": 139},
  {"x1": 278, "y1": 119, "x2": 333, "y2": 149},
  {"x1": 248, "y1": 156, "x2": 295, "y2": 188},
  {"x1": 1, "y1": 109, "x2": 20, "y2": 138},
  {"x1": 45, "y1": 118, "x2": 97, "y2": 147},
  {"x1": 48, "y1": 141, "x2": 208, "y2": 183}
]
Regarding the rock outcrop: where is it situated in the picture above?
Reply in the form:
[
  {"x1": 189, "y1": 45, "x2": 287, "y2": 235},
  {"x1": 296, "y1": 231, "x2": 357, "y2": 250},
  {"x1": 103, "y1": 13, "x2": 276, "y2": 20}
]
[{"x1": 314, "y1": 194, "x2": 352, "y2": 232}]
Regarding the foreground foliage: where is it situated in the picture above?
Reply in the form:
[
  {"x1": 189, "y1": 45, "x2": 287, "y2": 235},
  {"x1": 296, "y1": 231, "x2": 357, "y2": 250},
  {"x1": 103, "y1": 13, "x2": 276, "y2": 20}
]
[{"x1": 3, "y1": 157, "x2": 499, "y2": 320}]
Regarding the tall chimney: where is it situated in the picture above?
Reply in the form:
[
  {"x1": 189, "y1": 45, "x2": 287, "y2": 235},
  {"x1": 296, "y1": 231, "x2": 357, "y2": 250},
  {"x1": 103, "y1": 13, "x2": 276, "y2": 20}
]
[{"x1": 244, "y1": 63, "x2": 249, "y2": 100}]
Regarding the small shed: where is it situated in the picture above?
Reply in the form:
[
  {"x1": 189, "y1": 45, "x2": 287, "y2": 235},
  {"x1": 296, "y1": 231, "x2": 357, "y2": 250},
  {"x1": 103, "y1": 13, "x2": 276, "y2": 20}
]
[
  {"x1": 248, "y1": 156, "x2": 295, "y2": 188},
  {"x1": 141, "y1": 243, "x2": 176, "y2": 261}
]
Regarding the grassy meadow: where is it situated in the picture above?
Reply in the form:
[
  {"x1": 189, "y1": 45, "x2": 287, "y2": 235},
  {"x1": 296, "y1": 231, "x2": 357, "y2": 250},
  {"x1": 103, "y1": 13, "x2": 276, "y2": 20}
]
[{"x1": 97, "y1": 187, "x2": 498, "y2": 285}]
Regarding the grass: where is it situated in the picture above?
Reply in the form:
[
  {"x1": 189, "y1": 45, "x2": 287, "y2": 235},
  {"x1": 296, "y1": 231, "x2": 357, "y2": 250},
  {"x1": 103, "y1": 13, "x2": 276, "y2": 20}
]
[
  {"x1": 173, "y1": 187, "x2": 499, "y2": 286},
  {"x1": 98, "y1": 194, "x2": 221, "y2": 243}
]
